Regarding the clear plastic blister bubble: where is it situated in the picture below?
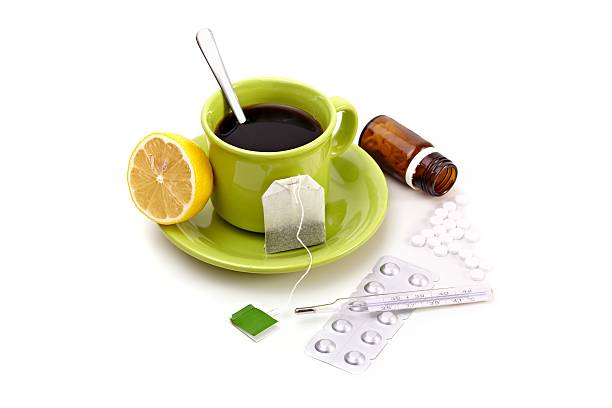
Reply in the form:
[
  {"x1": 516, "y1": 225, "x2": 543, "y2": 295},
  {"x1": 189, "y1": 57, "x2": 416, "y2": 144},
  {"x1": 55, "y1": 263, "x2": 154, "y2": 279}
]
[{"x1": 262, "y1": 175, "x2": 326, "y2": 254}]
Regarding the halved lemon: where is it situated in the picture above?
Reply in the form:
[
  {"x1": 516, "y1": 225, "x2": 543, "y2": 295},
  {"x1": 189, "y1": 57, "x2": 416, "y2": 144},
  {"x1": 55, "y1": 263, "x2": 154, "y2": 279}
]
[{"x1": 127, "y1": 133, "x2": 213, "y2": 225}]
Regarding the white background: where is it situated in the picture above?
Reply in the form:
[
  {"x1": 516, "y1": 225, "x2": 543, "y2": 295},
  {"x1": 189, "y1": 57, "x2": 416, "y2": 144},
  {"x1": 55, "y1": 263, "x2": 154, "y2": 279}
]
[{"x1": 1, "y1": 0, "x2": 610, "y2": 406}]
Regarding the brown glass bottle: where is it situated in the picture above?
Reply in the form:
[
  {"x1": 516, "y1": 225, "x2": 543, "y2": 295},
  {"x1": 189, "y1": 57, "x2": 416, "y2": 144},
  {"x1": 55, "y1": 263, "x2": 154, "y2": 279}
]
[{"x1": 359, "y1": 115, "x2": 457, "y2": 196}]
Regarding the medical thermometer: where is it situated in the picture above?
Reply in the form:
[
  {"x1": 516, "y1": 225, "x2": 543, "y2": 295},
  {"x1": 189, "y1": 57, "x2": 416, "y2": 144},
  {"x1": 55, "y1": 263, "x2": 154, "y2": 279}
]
[{"x1": 294, "y1": 285, "x2": 492, "y2": 315}]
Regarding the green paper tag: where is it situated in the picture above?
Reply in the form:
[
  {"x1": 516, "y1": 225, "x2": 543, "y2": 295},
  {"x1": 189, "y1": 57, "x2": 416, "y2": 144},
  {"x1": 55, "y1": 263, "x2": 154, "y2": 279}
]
[{"x1": 230, "y1": 304, "x2": 278, "y2": 337}]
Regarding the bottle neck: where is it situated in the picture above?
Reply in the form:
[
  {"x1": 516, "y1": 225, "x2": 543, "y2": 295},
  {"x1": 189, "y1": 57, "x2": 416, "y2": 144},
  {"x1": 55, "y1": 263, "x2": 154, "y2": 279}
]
[{"x1": 411, "y1": 152, "x2": 458, "y2": 196}]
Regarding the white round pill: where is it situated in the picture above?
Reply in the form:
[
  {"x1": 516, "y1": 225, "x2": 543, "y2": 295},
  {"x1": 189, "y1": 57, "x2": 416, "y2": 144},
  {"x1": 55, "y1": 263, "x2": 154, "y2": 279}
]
[
  {"x1": 448, "y1": 242, "x2": 461, "y2": 254},
  {"x1": 332, "y1": 319, "x2": 353, "y2": 333},
  {"x1": 448, "y1": 210, "x2": 463, "y2": 221},
  {"x1": 465, "y1": 256, "x2": 480, "y2": 269},
  {"x1": 479, "y1": 259, "x2": 495, "y2": 272},
  {"x1": 440, "y1": 233, "x2": 453, "y2": 245},
  {"x1": 380, "y1": 262, "x2": 400, "y2": 275},
  {"x1": 465, "y1": 230, "x2": 480, "y2": 243},
  {"x1": 433, "y1": 245, "x2": 449, "y2": 257},
  {"x1": 469, "y1": 268, "x2": 486, "y2": 281},
  {"x1": 458, "y1": 248, "x2": 473, "y2": 260},
  {"x1": 410, "y1": 235, "x2": 426, "y2": 247},
  {"x1": 361, "y1": 330, "x2": 382, "y2": 345},
  {"x1": 426, "y1": 236, "x2": 441, "y2": 248},
  {"x1": 364, "y1": 281, "x2": 385, "y2": 294},
  {"x1": 377, "y1": 311, "x2": 398, "y2": 325},
  {"x1": 443, "y1": 219, "x2": 457, "y2": 230},
  {"x1": 314, "y1": 339, "x2": 336, "y2": 353},
  {"x1": 449, "y1": 227, "x2": 464, "y2": 240},
  {"x1": 457, "y1": 218, "x2": 472, "y2": 230},
  {"x1": 455, "y1": 194, "x2": 469, "y2": 206},
  {"x1": 443, "y1": 201, "x2": 457, "y2": 211},
  {"x1": 433, "y1": 225, "x2": 446, "y2": 236},
  {"x1": 421, "y1": 228, "x2": 435, "y2": 238},
  {"x1": 344, "y1": 351, "x2": 366, "y2": 366},
  {"x1": 434, "y1": 207, "x2": 449, "y2": 218},
  {"x1": 430, "y1": 215, "x2": 444, "y2": 226}
]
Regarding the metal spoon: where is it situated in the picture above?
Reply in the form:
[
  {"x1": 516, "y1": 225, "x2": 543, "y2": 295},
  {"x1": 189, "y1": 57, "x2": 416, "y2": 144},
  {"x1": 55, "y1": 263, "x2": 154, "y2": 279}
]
[{"x1": 196, "y1": 28, "x2": 246, "y2": 124}]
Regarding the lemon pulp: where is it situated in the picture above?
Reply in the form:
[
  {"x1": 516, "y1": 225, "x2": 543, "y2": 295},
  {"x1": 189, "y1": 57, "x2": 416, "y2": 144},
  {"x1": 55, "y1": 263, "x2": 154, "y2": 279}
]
[{"x1": 127, "y1": 133, "x2": 212, "y2": 224}]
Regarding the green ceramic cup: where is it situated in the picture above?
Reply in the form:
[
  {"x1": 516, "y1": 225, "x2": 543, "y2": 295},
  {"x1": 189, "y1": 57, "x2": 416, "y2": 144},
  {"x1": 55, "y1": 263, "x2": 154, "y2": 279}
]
[{"x1": 201, "y1": 77, "x2": 358, "y2": 233}]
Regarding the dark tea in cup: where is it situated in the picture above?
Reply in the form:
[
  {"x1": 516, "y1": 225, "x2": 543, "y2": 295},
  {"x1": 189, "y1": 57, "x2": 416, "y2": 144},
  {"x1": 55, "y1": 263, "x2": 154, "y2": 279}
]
[{"x1": 215, "y1": 104, "x2": 323, "y2": 152}]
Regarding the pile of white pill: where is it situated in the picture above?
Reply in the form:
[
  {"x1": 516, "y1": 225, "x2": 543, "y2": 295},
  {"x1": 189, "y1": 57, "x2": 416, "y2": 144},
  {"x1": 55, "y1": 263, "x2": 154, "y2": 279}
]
[{"x1": 410, "y1": 194, "x2": 493, "y2": 282}]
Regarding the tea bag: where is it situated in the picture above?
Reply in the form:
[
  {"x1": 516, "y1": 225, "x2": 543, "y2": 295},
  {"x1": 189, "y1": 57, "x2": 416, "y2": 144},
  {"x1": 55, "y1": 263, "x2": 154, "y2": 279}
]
[{"x1": 262, "y1": 175, "x2": 326, "y2": 254}]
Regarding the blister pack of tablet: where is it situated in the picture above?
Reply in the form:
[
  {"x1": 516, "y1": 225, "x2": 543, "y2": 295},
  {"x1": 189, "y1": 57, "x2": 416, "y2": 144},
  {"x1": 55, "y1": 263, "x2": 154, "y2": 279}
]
[{"x1": 305, "y1": 256, "x2": 439, "y2": 374}]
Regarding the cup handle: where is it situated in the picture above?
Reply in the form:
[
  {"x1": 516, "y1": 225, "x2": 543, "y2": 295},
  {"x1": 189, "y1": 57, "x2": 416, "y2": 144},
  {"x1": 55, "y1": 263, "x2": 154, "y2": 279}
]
[{"x1": 329, "y1": 96, "x2": 358, "y2": 158}]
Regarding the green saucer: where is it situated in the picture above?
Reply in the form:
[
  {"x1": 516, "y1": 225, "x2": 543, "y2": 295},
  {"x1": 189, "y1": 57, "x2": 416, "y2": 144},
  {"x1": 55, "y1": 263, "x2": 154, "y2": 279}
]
[{"x1": 159, "y1": 140, "x2": 388, "y2": 273}]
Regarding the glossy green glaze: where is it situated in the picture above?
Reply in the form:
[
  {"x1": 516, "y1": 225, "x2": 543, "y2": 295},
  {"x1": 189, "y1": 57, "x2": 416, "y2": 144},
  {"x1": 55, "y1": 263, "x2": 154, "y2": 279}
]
[
  {"x1": 159, "y1": 141, "x2": 388, "y2": 273},
  {"x1": 200, "y1": 77, "x2": 358, "y2": 232}
]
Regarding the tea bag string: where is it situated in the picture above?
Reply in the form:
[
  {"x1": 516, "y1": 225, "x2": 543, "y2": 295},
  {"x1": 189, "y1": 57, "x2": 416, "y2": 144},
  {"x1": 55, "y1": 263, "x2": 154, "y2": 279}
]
[{"x1": 284, "y1": 175, "x2": 313, "y2": 311}]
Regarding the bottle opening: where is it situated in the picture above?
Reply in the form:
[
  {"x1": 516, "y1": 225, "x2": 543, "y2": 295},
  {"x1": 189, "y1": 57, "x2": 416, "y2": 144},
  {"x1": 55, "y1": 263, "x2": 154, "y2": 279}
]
[
  {"x1": 431, "y1": 164, "x2": 457, "y2": 196},
  {"x1": 414, "y1": 153, "x2": 458, "y2": 196}
]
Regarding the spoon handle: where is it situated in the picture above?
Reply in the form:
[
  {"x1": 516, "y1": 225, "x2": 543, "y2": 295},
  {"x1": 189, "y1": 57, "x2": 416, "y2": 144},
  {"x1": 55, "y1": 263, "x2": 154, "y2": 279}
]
[{"x1": 196, "y1": 29, "x2": 247, "y2": 124}]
